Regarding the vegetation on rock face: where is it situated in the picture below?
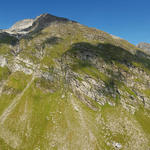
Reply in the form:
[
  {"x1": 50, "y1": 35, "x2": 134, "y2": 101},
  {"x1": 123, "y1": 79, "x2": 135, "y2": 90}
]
[{"x1": 0, "y1": 14, "x2": 150, "y2": 150}]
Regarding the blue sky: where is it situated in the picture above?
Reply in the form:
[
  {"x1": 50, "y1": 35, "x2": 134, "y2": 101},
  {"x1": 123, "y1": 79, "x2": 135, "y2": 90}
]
[{"x1": 0, "y1": 0, "x2": 149, "y2": 45}]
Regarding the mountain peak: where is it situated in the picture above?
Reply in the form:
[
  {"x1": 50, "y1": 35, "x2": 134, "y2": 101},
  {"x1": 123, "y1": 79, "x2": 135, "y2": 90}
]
[
  {"x1": 35, "y1": 13, "x2": 56, "y2": 19},
  {"x1": 1, "y1": 13, "x2": 72, "y2": 36}
]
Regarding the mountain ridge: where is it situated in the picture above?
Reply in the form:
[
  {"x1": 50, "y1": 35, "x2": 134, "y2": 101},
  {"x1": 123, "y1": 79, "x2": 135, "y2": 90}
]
[{"x1": 0, "y1": 13, "x2": 75, "y2": 36}]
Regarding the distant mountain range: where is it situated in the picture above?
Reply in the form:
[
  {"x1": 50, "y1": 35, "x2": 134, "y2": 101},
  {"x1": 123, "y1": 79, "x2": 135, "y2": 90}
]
[{"x1": 137, "y1": 42, "x2": 150, "y2": 53}]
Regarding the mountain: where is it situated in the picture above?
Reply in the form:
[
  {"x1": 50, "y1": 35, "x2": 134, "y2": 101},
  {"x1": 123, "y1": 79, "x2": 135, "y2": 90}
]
[
  {"x1": 0, "y1": 13, "x2": 150, "y2": 150},
  {"x1": 137, "y1": 42, "x2": 150, "y2": 54}
]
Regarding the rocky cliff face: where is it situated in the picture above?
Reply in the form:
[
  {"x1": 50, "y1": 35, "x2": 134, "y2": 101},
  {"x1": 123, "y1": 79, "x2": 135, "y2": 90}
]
[{"x1": 0, "y1": 14, "x2": 150, "y2": 150}]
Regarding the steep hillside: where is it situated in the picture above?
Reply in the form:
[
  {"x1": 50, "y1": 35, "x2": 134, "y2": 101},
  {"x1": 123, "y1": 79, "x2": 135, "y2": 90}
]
[{"x1": 0, "y1": 14, "x2": 150, "y2": 150}]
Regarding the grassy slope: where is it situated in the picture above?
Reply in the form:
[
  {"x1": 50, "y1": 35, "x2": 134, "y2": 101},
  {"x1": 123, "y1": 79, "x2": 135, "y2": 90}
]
[{"x1": 0, "y1": 77, "x2": 149, "y2": 149}]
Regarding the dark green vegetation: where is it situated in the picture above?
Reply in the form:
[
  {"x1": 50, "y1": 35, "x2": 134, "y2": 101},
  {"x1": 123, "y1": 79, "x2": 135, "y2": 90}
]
[
  {"x1": 0, "y1": 32, "x2": 18, "y2": 45},
  {"x1": 0, "y1": 14, "x2": 150, "y2": 150}
]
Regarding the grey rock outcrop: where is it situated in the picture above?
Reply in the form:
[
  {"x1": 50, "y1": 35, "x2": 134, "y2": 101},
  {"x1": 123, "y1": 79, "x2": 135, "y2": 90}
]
[{"x1": 5, "y1": 19, "x2": 34, "y2": 35}]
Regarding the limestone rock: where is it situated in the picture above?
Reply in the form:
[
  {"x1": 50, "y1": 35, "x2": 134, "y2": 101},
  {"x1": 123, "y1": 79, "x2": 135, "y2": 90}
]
[{"x1": 0, "y1": 56, "x2": 7, "y2": 67}]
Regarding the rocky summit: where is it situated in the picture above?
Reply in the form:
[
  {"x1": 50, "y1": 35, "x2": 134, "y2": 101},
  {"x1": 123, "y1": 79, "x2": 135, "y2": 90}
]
[{"x1": 0, "y1": 13, "x2": 150, "y2": 150}]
